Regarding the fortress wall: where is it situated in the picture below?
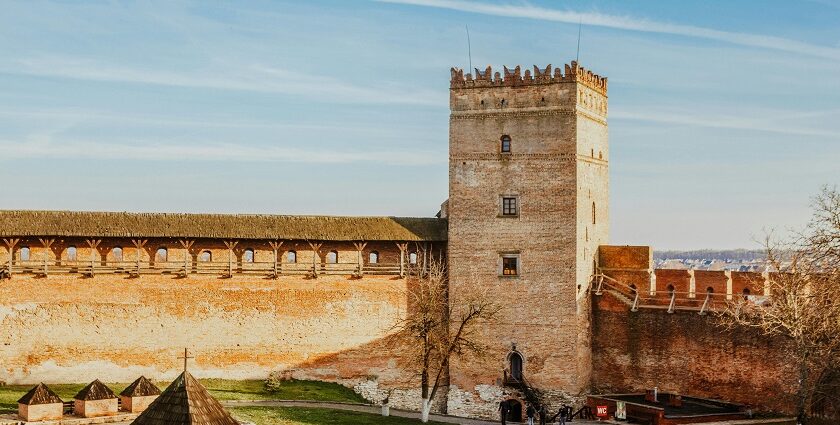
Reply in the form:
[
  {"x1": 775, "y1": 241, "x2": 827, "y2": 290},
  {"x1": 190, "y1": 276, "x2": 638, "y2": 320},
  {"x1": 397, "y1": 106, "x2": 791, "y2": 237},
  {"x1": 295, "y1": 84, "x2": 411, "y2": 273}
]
[
  {"x1": 0, "y1": 274, "x2": 413, "y2": 389},
  {"x1": 591, "y1": 290, "x2": 797, "y2": 414}
]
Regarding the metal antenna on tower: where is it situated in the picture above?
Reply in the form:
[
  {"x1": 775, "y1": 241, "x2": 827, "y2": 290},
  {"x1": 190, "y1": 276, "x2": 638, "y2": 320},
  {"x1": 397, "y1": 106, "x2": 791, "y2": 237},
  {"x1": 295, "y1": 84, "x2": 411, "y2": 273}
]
[
  {"x1": 575, "y1": 18, "x2": 582, "y2": 64},
  {"x1": 466, "y1": 24, "x2": 473, "y2": 72}
]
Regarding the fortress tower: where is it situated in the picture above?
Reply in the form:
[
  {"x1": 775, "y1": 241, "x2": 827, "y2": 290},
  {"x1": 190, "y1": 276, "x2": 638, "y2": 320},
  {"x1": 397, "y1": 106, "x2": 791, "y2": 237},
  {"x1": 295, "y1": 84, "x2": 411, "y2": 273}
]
[{"x1": 446, "y1": 62, "x2": 609, "y2": 416}]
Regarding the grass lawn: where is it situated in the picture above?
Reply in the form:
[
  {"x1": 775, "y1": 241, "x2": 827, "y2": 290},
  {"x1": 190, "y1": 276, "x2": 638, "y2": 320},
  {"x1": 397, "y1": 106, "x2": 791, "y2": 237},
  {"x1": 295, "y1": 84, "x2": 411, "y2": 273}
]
[
  {"x1": 229, "y1": 406, "x2": 448, "y2": 425},
  {"x1": 0, "y1": 379, "x2": 366, "y2": 415}
]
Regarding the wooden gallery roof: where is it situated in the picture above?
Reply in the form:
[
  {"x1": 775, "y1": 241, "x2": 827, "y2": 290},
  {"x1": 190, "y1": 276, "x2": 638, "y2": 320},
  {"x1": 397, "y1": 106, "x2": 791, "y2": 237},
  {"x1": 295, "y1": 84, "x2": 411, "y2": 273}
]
[{"x1": 0, "y1": 210, "x2": 448, "y2": 241}]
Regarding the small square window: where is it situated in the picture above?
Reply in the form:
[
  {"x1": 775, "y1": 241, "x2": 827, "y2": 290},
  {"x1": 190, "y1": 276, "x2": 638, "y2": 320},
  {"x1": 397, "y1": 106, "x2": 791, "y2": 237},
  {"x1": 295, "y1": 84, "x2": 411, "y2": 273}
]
[
  {"x1": 501, "y1": 255, "x2": 519, "y2": 276},
  {"x1": 501, "y1": 196, "x2": 518, "y2": 216}
]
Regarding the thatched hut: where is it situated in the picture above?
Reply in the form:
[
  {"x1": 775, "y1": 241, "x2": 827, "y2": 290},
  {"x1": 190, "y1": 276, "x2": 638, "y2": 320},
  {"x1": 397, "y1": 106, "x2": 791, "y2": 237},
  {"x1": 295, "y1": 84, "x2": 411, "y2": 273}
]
[
  {"x1": 73, "y1": 379, "x2": 118, "y2": 417},
  {"x1": 131, "y1": 371, "x2": 238, "y2": 425},
  {"x1": 120, "y1": 376, "x2": 161, "y2": 413},
  {"x1": 17, "y1": 383, "x2": 64, "y2": 421}
]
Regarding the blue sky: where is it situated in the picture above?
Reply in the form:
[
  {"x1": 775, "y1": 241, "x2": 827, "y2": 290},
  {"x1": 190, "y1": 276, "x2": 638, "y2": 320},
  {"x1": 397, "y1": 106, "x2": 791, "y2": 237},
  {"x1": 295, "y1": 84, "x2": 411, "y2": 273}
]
[{"x1": 0, "y1": 0, "x2": 838, "y2": 250}]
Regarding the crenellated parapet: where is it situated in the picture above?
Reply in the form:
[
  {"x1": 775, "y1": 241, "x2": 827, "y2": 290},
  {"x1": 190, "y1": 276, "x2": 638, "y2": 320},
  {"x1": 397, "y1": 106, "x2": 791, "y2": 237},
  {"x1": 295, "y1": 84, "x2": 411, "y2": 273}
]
[{"x1": 450, "y1": 61, "x2": 607, "y2": 95}]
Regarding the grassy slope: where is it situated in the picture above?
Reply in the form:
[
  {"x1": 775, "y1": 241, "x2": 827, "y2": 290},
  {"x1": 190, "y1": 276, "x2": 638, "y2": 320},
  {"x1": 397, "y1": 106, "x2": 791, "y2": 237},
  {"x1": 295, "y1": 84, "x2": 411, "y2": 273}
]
[
  {"x1": 229, "y1": 406, "x2": 448, "y2": 425},
  {"x1": 0, "y1": 379, "x2": 365, "y2": 415}
]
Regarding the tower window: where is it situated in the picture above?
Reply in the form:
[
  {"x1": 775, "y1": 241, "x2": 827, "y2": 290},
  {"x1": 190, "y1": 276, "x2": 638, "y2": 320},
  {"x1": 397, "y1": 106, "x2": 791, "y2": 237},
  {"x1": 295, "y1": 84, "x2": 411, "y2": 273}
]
[
  {"x1": 592, "y1": 202, "x2": 596, "y2": 225},
  {"x1": 500, "y1": 135, "x2": 511, "y2": 153},
  {"x1": 500, "y1": 254, "x2": 519, "y2": 276},
  {"x1": 501, "y1": 196, "x2": 519, "y2": 216}
]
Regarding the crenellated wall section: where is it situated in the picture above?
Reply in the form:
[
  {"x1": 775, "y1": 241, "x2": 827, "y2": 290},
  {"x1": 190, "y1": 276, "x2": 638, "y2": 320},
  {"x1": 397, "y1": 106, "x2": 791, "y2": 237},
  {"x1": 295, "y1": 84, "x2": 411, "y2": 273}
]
[{"x1": 592, "y1": 245, "x2": 797, "y2": 414}]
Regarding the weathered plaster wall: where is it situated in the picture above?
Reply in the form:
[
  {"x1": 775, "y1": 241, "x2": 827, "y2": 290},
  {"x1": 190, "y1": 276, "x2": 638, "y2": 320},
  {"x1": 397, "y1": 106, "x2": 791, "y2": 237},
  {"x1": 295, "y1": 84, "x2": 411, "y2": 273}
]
[{"x1": 0, "y1": 274, "x2": 411, "y2": 387}]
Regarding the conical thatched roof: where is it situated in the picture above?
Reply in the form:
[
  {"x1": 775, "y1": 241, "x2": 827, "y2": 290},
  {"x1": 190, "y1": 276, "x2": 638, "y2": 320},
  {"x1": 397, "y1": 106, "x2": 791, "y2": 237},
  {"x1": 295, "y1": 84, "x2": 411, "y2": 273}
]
[
  {"x1": 0, "y1": 210, "x2": 447, "y2": 241},
  {"x1": 74, "y1": 379, "x2": 117, "y2": 401},
  {"x1": 18, "y1": 383, "x2": 63, "y2": 405},
  {"x1": 120, "y1": 376, "x2": 162, "y2": 397},
  {"x1": 131, "y1": 371, "x2": 238, "y2": 425}
]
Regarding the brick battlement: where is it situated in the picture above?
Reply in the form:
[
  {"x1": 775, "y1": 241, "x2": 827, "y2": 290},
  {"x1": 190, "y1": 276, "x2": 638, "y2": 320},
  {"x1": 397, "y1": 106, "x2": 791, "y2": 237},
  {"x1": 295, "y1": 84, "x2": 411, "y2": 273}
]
[{"x1": 450, "y1": 61, "x2": 607, "y2": 95}]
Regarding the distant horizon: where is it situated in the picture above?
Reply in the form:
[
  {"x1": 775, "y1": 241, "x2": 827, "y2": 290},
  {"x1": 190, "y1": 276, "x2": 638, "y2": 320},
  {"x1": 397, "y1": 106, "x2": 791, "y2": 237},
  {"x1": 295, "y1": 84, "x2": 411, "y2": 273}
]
[{"x1": 1, "y1": 1, "x2": 837, "y2": 250}]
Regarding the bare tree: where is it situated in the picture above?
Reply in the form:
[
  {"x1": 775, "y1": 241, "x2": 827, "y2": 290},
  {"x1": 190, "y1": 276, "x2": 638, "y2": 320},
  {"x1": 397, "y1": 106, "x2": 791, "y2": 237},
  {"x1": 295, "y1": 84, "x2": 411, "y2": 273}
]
[
  {"x1": 393, "y1": 257, "x2": 499, "y2": 422},
  {"x1": 722, "y1": 186, "x2": 840, "y2": 424}
]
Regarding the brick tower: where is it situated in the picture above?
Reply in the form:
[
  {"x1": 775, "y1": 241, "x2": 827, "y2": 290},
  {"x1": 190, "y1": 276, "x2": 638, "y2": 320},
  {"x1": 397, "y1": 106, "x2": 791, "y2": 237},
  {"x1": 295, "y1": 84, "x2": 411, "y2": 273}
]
[{"x1": 446, "y1": 62, "x2": 609, "y2": 417}]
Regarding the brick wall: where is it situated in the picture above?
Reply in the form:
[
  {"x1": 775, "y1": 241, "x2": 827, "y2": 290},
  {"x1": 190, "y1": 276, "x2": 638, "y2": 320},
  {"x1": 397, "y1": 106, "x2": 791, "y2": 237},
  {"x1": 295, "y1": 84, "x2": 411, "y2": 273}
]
[{"x1": 0, "y1": 273, "x2": 413, "y2": 391}]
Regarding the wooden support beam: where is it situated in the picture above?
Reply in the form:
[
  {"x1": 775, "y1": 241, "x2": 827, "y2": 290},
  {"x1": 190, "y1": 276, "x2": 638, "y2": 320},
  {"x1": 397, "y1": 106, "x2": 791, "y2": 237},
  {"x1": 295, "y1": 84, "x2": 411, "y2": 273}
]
[
  {"x1": 179, "y1": 240, "x2": 195, "y2": 277},
  {"x1": 268, "y1": 240, "x2": 284, "y2": 279},
  {"x1": 38, "y1": 238, "x2": 55, "y2": 277},
  {"x1": 130, "y1": 239, "x2": 147, "y2": 277},
  {"x1": 396, "y1": 243, "x2": 408, "y2": 278},
  {"x1": 307, "y1": 241, "x2": 323, "y2": 278},
  {"x1": 85, "y1": 239, "x2": 102, "y2": 277},
  {"x1": 224, "y1": 240, "x2": 239, "y2": 278},
  {"x1": 3, "y1": 238, "x2": 20, "y2": 278},
  {"x1": 353, "y1": 242, "x2": 367, "y2": 277}
]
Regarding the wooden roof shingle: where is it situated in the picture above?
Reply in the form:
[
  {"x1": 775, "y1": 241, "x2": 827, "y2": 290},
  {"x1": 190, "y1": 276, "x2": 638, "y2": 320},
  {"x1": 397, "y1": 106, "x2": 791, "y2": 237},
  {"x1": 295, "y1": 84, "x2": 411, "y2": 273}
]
[
  {"x1": 0, "y1": 210, "x2": 447, "y2": 241},
  {"x1": 131, "y1": 371, "x2": 238, "y2": 425},
  {"x1": 121, "y1": 376, "x2": 162, "y2": 397},
  {"x1": 18, "y1": 383, "x2": 63, "y2": 405},
  {"x1": 74, "y1": 379, "x2": 117, "y2": 401}
]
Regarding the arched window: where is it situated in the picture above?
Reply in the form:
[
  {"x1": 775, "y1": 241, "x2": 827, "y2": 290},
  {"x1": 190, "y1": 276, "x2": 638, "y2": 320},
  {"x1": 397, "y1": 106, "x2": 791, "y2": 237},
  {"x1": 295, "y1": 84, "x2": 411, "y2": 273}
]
[
  {"x1": 409, "y1": 252, "x2": 418, "y2": 265},
  {"x1": 243, "y1": 248, "x2": 255, "y2": 263},
  {"x1": 20, "y1": 246, "x2": 30, "y2": 261},
  {"x1": 67, "y1": 246, "x2": 77, "y2": 261},
  {"x1": 667, "y1": 284, "x2": 675, "y2": 295},
  {"x1": 706, "y1": 287, "x2": 714, "y2": 295},
  {"x1": 742, "y1": 287, "x2": 751, "y2": 300},
  {"x1": 500, "y1": 135, "x2": 512, "y2": 153},
  {"x1": 369, "y1": 251, "x2": 379, "y2": 264},
  {"x1": 509, "y1": 352, "x2": 523, "y2": 381},
  {"x1": 199, "y1": 250, "x2": 212, "y2": 262},
  {"x1": 155, "y1": 247, "x2": 167, "y2": 262},
  {"x1": 326, "y1": 250, "x2": 338, "y2": 264},
  {"x1": 287, "y1": 250, "x2": 297, "y2": 263},
  {"x1": 112, "y1": 247, "x2": 123, "y2": 262},
  {"x1": 592, "y1": 202, "x2": 596, "y2": 225},
  {"x1": 629, "y1": 284, "x2": 637, "y2": 295}
]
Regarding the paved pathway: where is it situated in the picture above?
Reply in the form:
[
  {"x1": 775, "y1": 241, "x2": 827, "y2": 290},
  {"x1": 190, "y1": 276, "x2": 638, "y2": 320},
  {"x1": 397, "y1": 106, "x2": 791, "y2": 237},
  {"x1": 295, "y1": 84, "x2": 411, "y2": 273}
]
[{"x1": 221, "y1": 400, "x2": 603, "y2": 425}]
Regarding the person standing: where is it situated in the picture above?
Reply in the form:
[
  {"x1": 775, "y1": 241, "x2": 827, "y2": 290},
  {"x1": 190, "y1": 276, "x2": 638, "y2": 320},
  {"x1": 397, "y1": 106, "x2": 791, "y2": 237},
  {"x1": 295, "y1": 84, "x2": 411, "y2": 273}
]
[
  {"x1": 539, "y1": 405, "x2": 548, "y2": 425},
  {"x1": 526, "y1": 404, "x2": 536, "y2": 425},
  {"x1": 498, "y1": 400, "x2": 509, "y2": 425}
]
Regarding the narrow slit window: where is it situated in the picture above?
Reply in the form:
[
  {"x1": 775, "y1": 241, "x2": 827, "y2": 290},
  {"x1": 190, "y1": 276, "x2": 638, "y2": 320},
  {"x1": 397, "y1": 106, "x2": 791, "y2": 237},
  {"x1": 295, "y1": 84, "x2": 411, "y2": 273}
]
[{"x1": 501, "y1": 135, "x2": 512, "y2": 153}]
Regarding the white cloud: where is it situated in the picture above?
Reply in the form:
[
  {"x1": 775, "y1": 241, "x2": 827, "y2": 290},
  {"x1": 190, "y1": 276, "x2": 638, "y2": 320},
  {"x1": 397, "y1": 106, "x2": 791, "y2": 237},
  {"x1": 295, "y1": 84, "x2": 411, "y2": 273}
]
[
  {"x1": 0, "y1": 135, "x2": 444, "y2": 166},
  {"x1": 379, "y1": 0, "x2": 840, "y2": 61},
  {"x1": 5, "y1": 57, "x2": 445, "y2": 106}
]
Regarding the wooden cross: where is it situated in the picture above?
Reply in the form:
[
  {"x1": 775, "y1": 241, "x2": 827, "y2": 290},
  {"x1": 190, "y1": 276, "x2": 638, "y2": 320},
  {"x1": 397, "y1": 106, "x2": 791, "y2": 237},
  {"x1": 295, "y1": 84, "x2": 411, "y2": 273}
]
[{"x1": 179, "y1": 348, "x2": 194, "y2": 372}]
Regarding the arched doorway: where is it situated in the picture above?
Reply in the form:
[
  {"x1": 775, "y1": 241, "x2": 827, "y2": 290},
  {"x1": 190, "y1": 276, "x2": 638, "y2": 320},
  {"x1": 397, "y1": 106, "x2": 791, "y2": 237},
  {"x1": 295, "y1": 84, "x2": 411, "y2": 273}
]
[
  {"x1": 509, "y1": 351, "x2": 523, "y2": 382},
  {"x1": 505, "y1": 399, "x2": 523, "y2": 422}
]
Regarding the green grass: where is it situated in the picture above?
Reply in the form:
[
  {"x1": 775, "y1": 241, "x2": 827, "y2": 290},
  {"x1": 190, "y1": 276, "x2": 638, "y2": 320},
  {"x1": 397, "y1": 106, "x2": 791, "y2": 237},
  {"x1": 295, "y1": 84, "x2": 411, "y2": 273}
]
[
  {"x1": 0, "y1": 379, "x2": 366, "y2": 415},
  {"x1": 229, "y1": 406, "x2": 448, "y2": 425}
]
